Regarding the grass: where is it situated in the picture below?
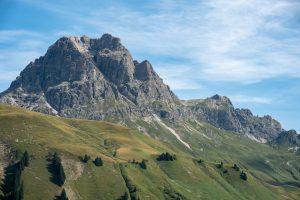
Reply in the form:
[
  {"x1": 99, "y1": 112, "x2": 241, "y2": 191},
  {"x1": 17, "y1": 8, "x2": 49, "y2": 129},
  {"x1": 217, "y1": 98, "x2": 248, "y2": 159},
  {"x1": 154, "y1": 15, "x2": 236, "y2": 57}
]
[{"x1": 0, "y1": 105, "x2": 299, "y2": 199}]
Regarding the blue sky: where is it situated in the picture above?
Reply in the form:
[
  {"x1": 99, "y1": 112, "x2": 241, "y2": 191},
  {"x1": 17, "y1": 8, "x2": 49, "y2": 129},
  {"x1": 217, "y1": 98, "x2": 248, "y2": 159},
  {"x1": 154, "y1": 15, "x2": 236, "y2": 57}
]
[{"x1": 1, "y1": 0, "x2": 300, "y2": 132}]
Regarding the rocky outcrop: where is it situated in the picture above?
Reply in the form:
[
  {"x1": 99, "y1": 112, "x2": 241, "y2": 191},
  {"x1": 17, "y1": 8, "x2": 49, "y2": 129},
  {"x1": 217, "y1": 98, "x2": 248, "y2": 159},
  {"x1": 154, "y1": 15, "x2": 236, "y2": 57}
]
[
  {"x1": 0, "y1": 34, "x2": 286, "y2": 142},
  {"x1": 273, "y1": 130, "x2": 300, "y2": 146},
  {"x1": 0, "y1": 34, "x2": 182, "y2": 120},
  {"x1": 183, "y1": 95, "x2": 283, "y2": 141}
]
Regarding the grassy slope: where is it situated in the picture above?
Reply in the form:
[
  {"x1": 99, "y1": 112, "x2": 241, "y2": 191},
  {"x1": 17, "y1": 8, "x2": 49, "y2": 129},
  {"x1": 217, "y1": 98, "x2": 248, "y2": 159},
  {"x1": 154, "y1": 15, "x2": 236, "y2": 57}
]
[{"x1": 0, "y1": 105, "x2": 299, "y2": 200}]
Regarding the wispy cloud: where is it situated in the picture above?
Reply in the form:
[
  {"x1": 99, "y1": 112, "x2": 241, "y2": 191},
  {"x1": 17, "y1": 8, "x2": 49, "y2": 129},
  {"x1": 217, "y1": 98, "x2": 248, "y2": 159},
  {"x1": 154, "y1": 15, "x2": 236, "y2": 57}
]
[
  {"x1": 53, "y1": 0, "x2": 300, "y2": 84},
  {"x1": 0, "y1": 29, "x2": 49, "y2": 85},
  {"x1": 230, "y1": 95, "x2": 271, "y2": 104},
  {"x1": 0, "y1": 71, "x2": 20, "y2": 81},
  {"x1": 3, "y1": 0, "x2": 300, "y2": 87},
  {"x1": 0, "y1": 0, "x2": 298, "y2": 131}
]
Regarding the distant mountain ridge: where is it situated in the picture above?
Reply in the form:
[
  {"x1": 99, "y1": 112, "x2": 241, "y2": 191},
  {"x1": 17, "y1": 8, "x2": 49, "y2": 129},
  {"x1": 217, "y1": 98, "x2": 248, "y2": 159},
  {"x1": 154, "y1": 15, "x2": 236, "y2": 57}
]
[
  {"x1": 0, "y1": 33, "x2": 292, "y2": 142},
  {"x1": 182, "y1": 94, "x2": 283, "y2": 141}
]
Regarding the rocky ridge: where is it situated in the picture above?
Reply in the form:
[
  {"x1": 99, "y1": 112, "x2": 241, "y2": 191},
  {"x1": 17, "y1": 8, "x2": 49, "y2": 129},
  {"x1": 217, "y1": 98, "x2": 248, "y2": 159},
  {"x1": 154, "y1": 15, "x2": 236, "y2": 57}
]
[
  {"x1": 183, "y1": 94, "x2": 283, "y2": 141},
  {"x1": 0, "y1": 34, "x2": 288, "y2": 142},
  {"x1": 0, "y1": 34, "x2": 182, "y2": 121},
  {"x1": 273, "y1": 130, "x2": 300, "y2": 146}
]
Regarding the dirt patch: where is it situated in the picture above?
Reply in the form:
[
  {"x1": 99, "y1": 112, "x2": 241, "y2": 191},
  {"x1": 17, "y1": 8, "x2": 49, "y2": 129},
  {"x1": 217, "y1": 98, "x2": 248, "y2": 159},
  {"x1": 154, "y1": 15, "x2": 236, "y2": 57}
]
[
  {"x1": 64, "y1": 185, "x2": 77, "y2": 200},
  {"x1": 62, "y1": 157, "x2": 84, "y2": 181},
  {"x1": 0, "y1": 144, "x2": 11, "y2": 182},
  {"x1": 61, "y1": 157, "x2": 85, "y2": 200}
]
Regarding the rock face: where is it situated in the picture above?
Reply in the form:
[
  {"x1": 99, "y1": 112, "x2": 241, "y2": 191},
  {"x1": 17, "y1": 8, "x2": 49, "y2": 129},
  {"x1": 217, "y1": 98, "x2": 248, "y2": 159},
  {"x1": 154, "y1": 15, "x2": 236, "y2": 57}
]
[
  {"x1": 273, "y1": 130, "x2": 300, "y2": 146},
  {"x1": 0, "y1": 34, "x2": 285, "y2": 141},
  {"x1": 183, "y1": 94, "x2": 283, "y2": 141},
  {"x1": 0, "y1": 34, "x2": 182, "y2": 120}
]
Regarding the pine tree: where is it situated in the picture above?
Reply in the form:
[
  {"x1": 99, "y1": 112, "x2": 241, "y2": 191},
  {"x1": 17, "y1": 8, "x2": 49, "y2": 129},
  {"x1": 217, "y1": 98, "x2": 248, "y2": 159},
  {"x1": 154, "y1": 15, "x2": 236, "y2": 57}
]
[
  {"x1": 23, "y1": 151, "x2": 29, "y2": 167},
  {"x1": 52, "y1": 152, "x2": 66, "y2": 186},
  {"x1": 157, "y1": 152, "x2": 176, "y2": 161},
  {"x1": 57, "y1": 162, "x2": 66, "y2": 186},
  {"x1": 19, "y1": 181, "x2": 24, "y2": 200},
  {"x1": 13, "y1": 167, "x2": 21, "y2": 200},
  {"x1": 94, "y1": 157, "x2": 103, "y2": 167},
  {"x1": 140, "y1": 160, "x2": 147, "y2": 169},
  {"x1": 59, "y1": 188, "x2": 69, "y2": 200},
  {"x1": 233, "y1": 164, "x2": 240, "y2": 171},
  {"x1": 18, "y1": 159, "x2": 25, "y2": 171},
  {"x1": 82, "y1": 154, "x2": 90, "y2": 163},
  {"x1": 217, "y1": 161, "x2": 223, "y2": 168},
  {"x1": 121, "y1": 192, "x2": 129, "y2": 200},
  {"x1": 240, "y1": 171, "x2": 248, "y2": 181},
  {"x1": 52, "y1": 152, "x2": 60, "y2": 166},
  {"x1": 165, "y1": 152, "x2": 171, "y2": 161}
]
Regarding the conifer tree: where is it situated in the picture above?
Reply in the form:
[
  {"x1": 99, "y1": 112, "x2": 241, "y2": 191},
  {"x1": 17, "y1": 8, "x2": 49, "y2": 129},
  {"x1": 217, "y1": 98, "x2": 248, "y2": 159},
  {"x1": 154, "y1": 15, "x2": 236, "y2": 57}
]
[
  {"x1": 13, "y1": 167, "x2": 21, "y2": 200},
  {"x1": 233, "y1": 164, "x2": 240, "y2": 171},
  {"x1": 121, "y1": 192, "x2": 129, "y2": 200},
  {"x1": 240, "y1": 171, "x2": 248, "y2": 181},
  {"x1": 52, "y1": 152, "x2": 66, "y2": 186},
  {"x1": 157, "y1": 152, "x2": 176, "y2": 161},
  {"x1": 57, "y1": 162, "x2": 66, "y2": 186},
  {"x1": 19, "y1": 181, "x2": 24, "y2": 200},
  {"x1": 59, "y1": 188, "x2": 69, "y2": 200},
  {"x1": 140, "y1": 160, "x2": 147, "y2": 169},
  {"x1": 82, "y1": 154, "x2": 90, "y2": 163},
  {"x1": 23, "y1": 151, "x2": 29, "y2": 167},
  {"x1": 217, "y1": 161, "x2": 223, "y2": 168},
  {"x1": 94, "y1": 157, "x2": 103, "y2": 167}
]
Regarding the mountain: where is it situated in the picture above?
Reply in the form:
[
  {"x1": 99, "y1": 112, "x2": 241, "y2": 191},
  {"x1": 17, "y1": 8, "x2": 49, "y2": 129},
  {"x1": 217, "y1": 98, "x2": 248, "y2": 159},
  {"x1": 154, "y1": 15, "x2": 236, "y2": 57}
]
[
  {"x1": 0, "y1": 105, "x2": 299, "y2": 200},
  {"x1": 183, "y1": 95, "x2": 283, "y2": 141},
  {"x1": 271, "y1": 130, "x2": 300, "y2": 152},
  {"x1": 0, "y1": 34, "x2": 286, "y2": 142},
  {"x1": 0, "y1": 34, "x2": 300, "y2": 199},
  {"x1": 0, "y1": 34, "x2": 182, "y2": 121}
]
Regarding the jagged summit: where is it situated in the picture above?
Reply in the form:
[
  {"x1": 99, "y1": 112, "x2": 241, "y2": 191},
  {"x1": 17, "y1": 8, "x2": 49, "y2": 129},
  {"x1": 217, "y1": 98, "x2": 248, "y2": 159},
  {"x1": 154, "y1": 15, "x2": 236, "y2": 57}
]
[
  {"x1": 184, "y1": 94, "x2": 282, "y2": 141},
  {"x1": 0, "y1": 33, "x2": 285, "y2": 142},
  {"x1": 273, "y1": 129, "x2": 300, "y2": 146},
  {"x1": 182, "y1": 94, "x2": 233, "y2": 109},
  {"x1": 0, "y1": 33, "x2": 180, "y2": 120},
  {"x1": 211, "y1": 94, "x2": 232, "y2": 105},
  {"x1": 56, "y1": 33, "x2": 125, "y2": 52}
]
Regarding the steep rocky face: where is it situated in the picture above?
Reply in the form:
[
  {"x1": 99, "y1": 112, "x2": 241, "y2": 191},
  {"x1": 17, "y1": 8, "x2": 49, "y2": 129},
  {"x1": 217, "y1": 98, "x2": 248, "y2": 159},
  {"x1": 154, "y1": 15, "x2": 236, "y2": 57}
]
[
  {"x1": 184, "y1": 95, "x2": 283, "y2": 141},
  {"x1": 0, "y1": 34, "x2": 285, "y2": 142},
  {"x1": 273, "y1": 130, "x2": 300, "y2": 146},
  {"x1": 0, "y1": 34, "x2": 181, "y2": 120}
]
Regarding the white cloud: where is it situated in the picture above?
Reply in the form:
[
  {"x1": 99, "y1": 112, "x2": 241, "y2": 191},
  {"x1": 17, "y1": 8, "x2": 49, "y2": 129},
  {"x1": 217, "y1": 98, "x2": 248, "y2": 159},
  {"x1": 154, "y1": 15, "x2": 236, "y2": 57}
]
[
  {"x1": 74, "y1": 0, "x2": 300, "y2": 84},
  {"x1": 163, "y1": 78, "x2": 202, "y2": 90},
  {"x1": 0, "y1": 30, "x2": 43, "y2": 42},
  {"x1": 230, "y1": 95, "x2": 271, "y2": 104},
  {"x1": 0, "y1": 30, "x2": 49, "y2": 87},
  {"x1": 0, "y1": 71, "x2": 20, "y2": 81},
  {"x1": 5, "y1": 0, "x2": 300, "y2": 87}
]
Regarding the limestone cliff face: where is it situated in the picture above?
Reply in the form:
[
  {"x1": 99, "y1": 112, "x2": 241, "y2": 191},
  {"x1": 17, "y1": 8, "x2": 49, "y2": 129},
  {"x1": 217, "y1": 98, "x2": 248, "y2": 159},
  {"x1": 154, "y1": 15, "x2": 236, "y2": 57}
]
[
  {"x1": 183, "y1": 95, "x2": 283, "y2": 141},
  {"x1": 0, "y1": 34, "x2": 182, "y2": 120},
  {"x1": 273, "y1": 130, "x2": 300, "y2": 146},
  {"x1": 0, "y1": 34, "x2": 285, "y2": 141}
]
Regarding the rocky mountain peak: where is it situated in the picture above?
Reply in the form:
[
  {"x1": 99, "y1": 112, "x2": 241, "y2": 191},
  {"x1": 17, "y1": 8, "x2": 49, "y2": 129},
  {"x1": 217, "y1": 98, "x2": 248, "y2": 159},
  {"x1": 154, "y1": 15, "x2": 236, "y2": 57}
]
[
  {"x1": 51, "y1": 33, "x2": 126, "y2": 55},
  {"x1": 134, "y1": 60, "x2": 157, "y2": 81},
  {"x1": 0, "y1": 33, "x2": 180, "y2": 120},
  {"x1": 273, "y1": 129, "x2": 300, "y2": 147},
  {"x1": 208, "y1": 94, "x2": 233, "y2": 108},
  {"x1": 0, "y1": 33, "x2": 287, "y2": 143},
  {"x1": 95, "y1": 33, "x2": 124, "y2": 51}
]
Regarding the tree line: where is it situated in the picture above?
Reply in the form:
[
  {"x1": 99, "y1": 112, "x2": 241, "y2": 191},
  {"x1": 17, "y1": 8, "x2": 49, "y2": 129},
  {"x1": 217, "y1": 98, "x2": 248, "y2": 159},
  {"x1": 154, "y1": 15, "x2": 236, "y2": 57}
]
[{"x1": 2, "y1": 150, "x2": 29, "y2": 200}]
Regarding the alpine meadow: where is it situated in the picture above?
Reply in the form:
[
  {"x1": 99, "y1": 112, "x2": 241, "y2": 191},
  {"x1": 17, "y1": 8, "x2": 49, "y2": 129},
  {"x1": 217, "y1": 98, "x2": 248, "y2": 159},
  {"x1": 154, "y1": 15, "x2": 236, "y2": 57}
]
[{"x1": 1, "y1": 1, "x2": 300, "y2": 200}]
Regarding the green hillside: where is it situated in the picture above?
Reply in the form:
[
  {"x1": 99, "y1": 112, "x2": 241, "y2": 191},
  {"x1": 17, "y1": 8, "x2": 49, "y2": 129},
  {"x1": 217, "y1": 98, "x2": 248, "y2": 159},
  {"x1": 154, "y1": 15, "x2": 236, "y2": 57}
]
[{"x1": 0, "y1": 105, "x2": 299, "y2": 200}]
